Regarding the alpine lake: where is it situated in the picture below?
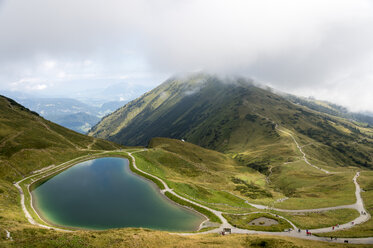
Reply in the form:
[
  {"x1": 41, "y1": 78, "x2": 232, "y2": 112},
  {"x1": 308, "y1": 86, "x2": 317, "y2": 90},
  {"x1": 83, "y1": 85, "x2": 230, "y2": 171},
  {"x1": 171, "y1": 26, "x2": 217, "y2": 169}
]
[{"x1": 31, "y1": 157, "x2": 205, "y2": 231}]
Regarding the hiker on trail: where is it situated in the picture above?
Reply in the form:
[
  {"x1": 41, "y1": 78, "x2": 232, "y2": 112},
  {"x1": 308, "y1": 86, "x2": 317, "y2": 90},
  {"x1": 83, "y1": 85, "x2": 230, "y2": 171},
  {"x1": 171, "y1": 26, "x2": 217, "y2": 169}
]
[
  {"x1": 298, "y1": 229, "x2": 301, "y2": 233},
  {"x1": 352, "y1": 222, "x2": 354, "y2": 225},
  {"x1": 332, "y1": 226, "x2": 335, "y2": 230}
]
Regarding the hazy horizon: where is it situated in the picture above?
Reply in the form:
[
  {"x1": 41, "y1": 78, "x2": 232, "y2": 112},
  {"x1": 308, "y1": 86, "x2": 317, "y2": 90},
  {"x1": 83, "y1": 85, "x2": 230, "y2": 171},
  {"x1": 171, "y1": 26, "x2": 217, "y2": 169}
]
[{"x1": 1, "y1": 0, "x2": 373, "y2": 112}]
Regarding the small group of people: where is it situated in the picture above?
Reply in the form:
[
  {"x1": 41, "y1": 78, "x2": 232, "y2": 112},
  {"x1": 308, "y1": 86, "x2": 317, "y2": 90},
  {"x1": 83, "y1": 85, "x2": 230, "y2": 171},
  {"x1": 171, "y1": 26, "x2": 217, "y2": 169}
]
[
  {"x1": 331, "y1": 224, "x2": 340, "y2": 230},
  {"x1": 330, "y1": 237, "x2": 337, "y2": 240},
  {"x1": 305, "y1": 229, "x2": 312, "y2": 236},
  {"x1": 361, "y1": 211, "x2": 367, "y2": 215}
]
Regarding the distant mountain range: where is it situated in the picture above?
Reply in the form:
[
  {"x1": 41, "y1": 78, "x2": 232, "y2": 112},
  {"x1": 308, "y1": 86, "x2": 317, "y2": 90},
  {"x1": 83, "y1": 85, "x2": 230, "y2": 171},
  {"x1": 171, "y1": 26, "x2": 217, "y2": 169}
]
[
  {"x1": 0, "y1": 91, "x2": 126, "y2": 133},
  {"x1": 0, "y1": 94, "x2": 120, "y2": 181},
  {"x1": 89, "y1": 73, "x2": 373, "y2": 170},
  {"x1": 284, "y1": 94, "x2": 373, "y2": 126}
]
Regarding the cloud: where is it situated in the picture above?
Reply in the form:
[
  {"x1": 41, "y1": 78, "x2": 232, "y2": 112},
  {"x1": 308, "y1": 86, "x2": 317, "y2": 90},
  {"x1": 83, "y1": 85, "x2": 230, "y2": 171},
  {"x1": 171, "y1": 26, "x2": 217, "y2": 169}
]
[
  {"x1": 33, "y1": 84, "x2": 47, "y2": 90},
  {"x1": 0, "y1": 0, "x2": 373, "y2": 111}
]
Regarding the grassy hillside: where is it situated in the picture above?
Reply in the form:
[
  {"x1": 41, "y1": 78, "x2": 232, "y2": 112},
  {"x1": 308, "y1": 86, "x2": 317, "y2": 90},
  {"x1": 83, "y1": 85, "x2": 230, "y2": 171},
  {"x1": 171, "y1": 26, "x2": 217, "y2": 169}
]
[
  {"x1": 134, "y1": 137, "x2": 261, "y2": 212},
  {"x1": 89, "y1": 74, "x2": 373, "y2": 171},
  {"x1": 133, "y1": 138, "x2": 360, "y2": 212},
  {"x1": 0, "y1": 95, "x2": 121, "y2": 239},
  {"x1": 0, "y1": 96, "x2": 370, "y2": 247},
  {"x1": 0, "y1": 95, "x2": 120, "y2": 182},
  {"x1": 318, "y1": 171, "x2": 373, "y2": 238},
  {"x1": 285, "y1": 94, "x2": 373, "y2": 126},
  {"x1": 1, "y1": 228, "x2": 358, "y2": 248}
]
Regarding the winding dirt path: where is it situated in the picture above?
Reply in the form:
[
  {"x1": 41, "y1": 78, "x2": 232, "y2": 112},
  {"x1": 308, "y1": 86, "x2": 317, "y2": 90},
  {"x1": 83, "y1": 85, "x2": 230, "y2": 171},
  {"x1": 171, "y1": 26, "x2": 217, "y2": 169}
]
[
  {"x1": 14, "y1": 149, "x2": 373, "y2": 244},
  {"x1": 245, "y1": 172, "x2": 369, "y2": 225},
  {"x1": 87, "y1": 139, "x2": 97, "y2": 150},
  {"x1": 37, "y1": 120, "x2": 80, "y2": 149},
  {"x1": 0, "y1": 131, "x2": 23, "y2": 148},
  {"x1": 14, "y1": 151, "x2": 111, "y2": 231},
  {"x1": 265, "y1": 166, "x2": 272, "y2": 184},
  {"x1": 5, "y1": 229, "x2": 12, "y2": 241},
  {"x1": 127, "y1": 151, "x2": 232, "y2": 229},
  {"x1": 275, "y1": 125, "x2": 330, "y2": 174},
  {"x1": 129, "y1": 150, "x2": 373, "y2": 244}
]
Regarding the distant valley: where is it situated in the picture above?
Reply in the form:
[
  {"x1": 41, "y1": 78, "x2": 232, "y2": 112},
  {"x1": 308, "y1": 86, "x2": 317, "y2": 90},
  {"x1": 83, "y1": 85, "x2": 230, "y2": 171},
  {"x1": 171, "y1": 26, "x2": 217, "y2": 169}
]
[{"x1": 0, "y1": 92, "x2": 126, "y2": 133}]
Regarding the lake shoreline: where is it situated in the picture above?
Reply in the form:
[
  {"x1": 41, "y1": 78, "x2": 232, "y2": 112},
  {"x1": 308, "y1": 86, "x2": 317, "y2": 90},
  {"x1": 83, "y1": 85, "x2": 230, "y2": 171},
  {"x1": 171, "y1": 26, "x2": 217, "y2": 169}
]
[{"x1": 31, "y1": 156, "x2": 206, "y2": 232}]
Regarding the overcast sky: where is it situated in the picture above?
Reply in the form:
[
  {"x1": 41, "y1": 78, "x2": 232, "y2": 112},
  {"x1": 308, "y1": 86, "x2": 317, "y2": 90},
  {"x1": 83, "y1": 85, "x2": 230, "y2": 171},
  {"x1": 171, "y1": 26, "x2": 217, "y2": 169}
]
[{"x1": 0, "y1": 0, "x2": 372, "y2": 111}]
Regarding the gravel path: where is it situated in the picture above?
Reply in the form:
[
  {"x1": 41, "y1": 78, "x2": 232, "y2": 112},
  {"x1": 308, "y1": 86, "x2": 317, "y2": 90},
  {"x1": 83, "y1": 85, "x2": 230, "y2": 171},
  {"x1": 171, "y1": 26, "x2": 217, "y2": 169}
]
[
  {"x1": 14, "y1": 151, "x2": 111, "y2": 231},
  {"x1": 275, "y1": 126, "x2": 330, "y2": 174},
  {"x1": 5, "y1": 229, "x2": 12, "y2": 241},
  {"x1": 14, "y1": 149, "x2": 373, "y2": 244},
  {"x1": 129, "y1": 151, "x2": 373, "y2": 244}
]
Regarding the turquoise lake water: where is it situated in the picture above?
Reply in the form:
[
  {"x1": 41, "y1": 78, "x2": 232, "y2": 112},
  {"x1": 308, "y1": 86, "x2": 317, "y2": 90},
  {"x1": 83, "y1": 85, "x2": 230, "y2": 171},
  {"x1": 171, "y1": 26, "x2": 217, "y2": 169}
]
[{"x1": 32, "y1": 157, "x2": 204, "y2": 231}]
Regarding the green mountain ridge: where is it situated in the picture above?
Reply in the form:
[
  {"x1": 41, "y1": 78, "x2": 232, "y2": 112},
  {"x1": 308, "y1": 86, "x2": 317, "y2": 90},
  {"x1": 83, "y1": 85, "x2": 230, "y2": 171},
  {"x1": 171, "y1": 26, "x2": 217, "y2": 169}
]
[
  {"x1": 1, "y1": 91, "x2": 373, "y2": 247},
  {"x1": 89, "y1": 73, "x2": 373, "y2": 170},
  {"x1": 284, "y1": 94, "x2": 373, "y2": 126},
  {"x1": 0, "y1": 95, "x2": 120, "y2": 182}
]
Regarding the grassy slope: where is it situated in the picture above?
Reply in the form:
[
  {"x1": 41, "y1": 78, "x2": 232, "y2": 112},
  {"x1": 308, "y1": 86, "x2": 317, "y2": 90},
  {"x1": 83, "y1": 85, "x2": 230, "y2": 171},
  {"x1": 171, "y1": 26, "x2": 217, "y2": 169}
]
[
  {"x1": 285, "y1": 93, "x2": 373, "y2": 126},
  {"x1": 275, "y1": 209, "x2": 360, "y2": 230},
  {"x1": 89, "y1": 74, "x2": 373, "y2": 172},
  {"x1": 267, "y1": 160, "x2": 356, "y2": 209},
  {"x1": 134, "y1": 137, "x2": 266, "y2": 212},
  {"x1": 138, "y1": 137, "x2": 359, "y2": 210},
  {"x1": 133, "y1": 137, "x2": 361, "y2": 233},
  {"x1": 0, "y1": 95, "x2": 121, "y2": 239},
  {"x1": 0, "y1": 95, "x2": 120, "y2": 182},
  {"x1": 318, "y1": 171, "x2": 373, "y2": 238},
  {"x1": 132, "y1": 137, "x2": 373, "y2": 236},
  {"x1": 1, "y1": 228, "x2": 360, "y2": 248},
  {"x1": 0, "y1": 96, "x2": 371, "y2": 247}
]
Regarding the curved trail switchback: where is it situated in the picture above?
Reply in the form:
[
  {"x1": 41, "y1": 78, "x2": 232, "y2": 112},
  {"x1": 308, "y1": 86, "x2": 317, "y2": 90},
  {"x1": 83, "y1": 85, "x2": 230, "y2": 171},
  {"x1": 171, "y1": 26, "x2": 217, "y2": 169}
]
[
  {"x1": 275, "y1": 125, "x2": 330, "y2": 174},
  {"x1": 14, "y1": 147, "x2": 373, "y2": 245},
  {"x1": 129, "y1": 150, "x2": 373, "y2": 244}
]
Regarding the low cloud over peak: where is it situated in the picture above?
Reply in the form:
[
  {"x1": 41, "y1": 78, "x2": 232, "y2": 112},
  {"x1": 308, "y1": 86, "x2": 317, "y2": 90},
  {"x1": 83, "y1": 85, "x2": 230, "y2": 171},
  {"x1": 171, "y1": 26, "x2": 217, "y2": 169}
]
[{"x1": 0, "y1": 0, "x2": 372, "y2": 111}]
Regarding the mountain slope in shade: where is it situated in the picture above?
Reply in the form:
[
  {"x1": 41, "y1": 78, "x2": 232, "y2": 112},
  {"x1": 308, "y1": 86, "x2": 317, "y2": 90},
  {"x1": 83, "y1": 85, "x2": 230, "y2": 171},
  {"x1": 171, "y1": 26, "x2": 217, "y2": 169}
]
[
  {"x1": 0, "y1": 95, "x2": 120, "y2": 182},
  {"x1": 284, "y1": 94, "x2": 373, "y2": 126},
  {"x1": 89, "y1": 74, "x2": 373, "y2": 170}
]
